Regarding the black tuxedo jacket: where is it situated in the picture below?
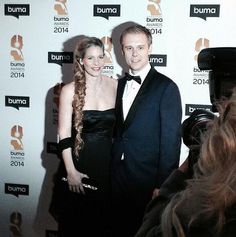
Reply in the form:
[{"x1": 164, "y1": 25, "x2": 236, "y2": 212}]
[{"x1": 111, "y1": 67, "x2": 182, "y2": 202}]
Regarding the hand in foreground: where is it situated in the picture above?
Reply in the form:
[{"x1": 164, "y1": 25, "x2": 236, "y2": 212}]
[
  {"x1": 178, "y1": 157, "x2": 189, "y2": 173},
  {"x1": 152, "y1": 188, "x2": 160, "y2": 199}
]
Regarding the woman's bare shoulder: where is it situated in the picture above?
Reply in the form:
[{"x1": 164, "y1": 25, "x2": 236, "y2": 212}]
[
  {"x1": 60, "y1": 81, "x2": 74, "y2": 98},
  {"x1": 103, "y1": 75, "x2": 118, "y2": 87}
]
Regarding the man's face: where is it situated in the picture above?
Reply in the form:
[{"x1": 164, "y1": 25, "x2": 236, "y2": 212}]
[{"x1": 122, "y1": 32, "x2": 152, "y2": 74}]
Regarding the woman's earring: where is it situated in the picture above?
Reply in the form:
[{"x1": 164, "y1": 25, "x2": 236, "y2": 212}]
[{"x1": 79, "y1": 59, "x2": 83, "y2": 65}]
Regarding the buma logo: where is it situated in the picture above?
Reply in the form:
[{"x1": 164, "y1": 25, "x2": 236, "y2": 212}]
[
  {"x1": 11, "y1": 35, "x2": 24, "y2": 61},
  {"x1": 54, "y1": 0, "x2": 68, "y2": 15},
  {"x1": 48, "y1": 52, "x2": 73, "y2": 66},
  {"x1": 5, "y1": 96, "x2": 30, "y2": 110},
  {"x1": 101, "y1": 36, "x2": 113, "y2": 64},
  {"x1": 149, "y1": 54, "x2": 167, "y2": 67},
  {"x1": 194, "y1": 38, "x2": 209, "y2": 61},
  {"x1": 185, "y1": 104, "x2": 212, "y2": 116},
  {"x1": 147, "y1": 0, "x2": 162, "y2": 16},
  {"x1": 190, "y1": 4, "x2": 220, "y2": 21},
  {"x1": 4, "y1": 4, "x2": 30, "y2": 19},
  {"x1": 11, "y1": 125, "x2": 24, "y2": 150},
  {"x1": 94, "y1": 5, "x2": 120, "y2": 20},
  {"x1": 5, "y1": 183, "x2": 29, "y2": 197},
  {"x1": 10, "y1": 212, "x2": 23, "y2": 237}
]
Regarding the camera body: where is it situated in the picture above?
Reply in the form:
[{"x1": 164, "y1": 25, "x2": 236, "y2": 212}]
[
  {"x1": 184, "y1": 47, "x2": 236, "y2": 148},
  {"x1": 182, "y1": 47, "x2": 236, "y2": 173},
  {"x1": 198, "y1": 47, "x2": 236, "y2": 111}
]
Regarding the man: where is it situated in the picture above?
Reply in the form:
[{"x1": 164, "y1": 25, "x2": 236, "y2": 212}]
[{"x1": 111, "y1": 23, "x2": 182, "y2": 236}]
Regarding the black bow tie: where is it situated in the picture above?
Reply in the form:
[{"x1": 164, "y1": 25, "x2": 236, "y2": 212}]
[{"x1": 125, "y1": 73, "x2": 141, "y2": 84}]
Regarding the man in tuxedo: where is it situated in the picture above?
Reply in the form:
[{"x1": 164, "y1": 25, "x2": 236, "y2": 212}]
[{"x1": 111, "y1": 23, "x2": 182, "y2": 236}]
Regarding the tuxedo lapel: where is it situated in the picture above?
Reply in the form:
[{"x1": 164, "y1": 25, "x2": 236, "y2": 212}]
[
  {"x1": 116, "y1": 78, "x2": 126, "y2": 129},
  {"x1": 123, "y1": 68, "x2": 156, "y2": 131}
]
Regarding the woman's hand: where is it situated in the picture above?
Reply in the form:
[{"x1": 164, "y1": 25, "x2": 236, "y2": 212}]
[{"x1": 67, "y1": 169, "x2": 89, "y2": 194}]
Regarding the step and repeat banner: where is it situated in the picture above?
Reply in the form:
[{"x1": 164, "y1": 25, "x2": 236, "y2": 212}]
[{"x1": 1, "y1": 0, "x2": 236, "y2": 236}]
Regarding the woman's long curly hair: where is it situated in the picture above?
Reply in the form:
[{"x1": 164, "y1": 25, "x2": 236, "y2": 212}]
[
  {"x1": 161, "y1": 87, "x2": 236, "y2": 237},
  {"x1": 72, "y1": 36, "x2": 104, "y2": 156}
]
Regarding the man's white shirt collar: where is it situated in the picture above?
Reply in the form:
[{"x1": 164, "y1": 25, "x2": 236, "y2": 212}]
[{"x1": 129, "y1": 63, "x2": 151, "y2": 84}]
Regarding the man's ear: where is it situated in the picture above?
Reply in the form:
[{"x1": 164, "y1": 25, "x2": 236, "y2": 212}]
[
  {"x1": 148, "y1": 44, "x2": 153, "y2": 54},
  {"x1": 121, "y1": 46, "x2": 124, "y2": 55}
]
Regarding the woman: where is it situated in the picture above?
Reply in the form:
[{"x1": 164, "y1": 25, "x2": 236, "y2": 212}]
[
  {"x1": 52, "y1": 36, "x2": 117, "y2": 236},
  {"x1": 144, "y1": 88, "x2": 236, "y2": 237}
]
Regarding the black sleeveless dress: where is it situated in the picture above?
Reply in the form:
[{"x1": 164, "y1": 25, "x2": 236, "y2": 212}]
[
  {"x1": 53, "y1": 109, "x2": 115, "y2": 237},
  {"x1": 73, "y1": 108, "x2": 115, "y2": 198}
]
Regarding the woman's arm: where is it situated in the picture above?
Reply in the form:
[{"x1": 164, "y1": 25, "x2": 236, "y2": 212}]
[{"x1": 58, "y1": 83, "x2": 88, "y2": 194}]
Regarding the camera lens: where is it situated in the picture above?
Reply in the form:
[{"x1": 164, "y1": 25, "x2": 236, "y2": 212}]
[{"x1": 182, "y1": 109, "x2": 216, "y2": 148}]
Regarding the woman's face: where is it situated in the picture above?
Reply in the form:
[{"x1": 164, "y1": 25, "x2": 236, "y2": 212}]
[{"x1": 82, "y1": 45, "x2": 105, "y2": 77}]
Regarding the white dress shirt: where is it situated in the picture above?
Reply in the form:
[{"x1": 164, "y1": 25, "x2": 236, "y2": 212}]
[
  {"x1": 121, "y1": 63, "x2": 151, "y2": 160},
  {"x1": 122, "y1": 63, "x2": 151, "y2": 119}
]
